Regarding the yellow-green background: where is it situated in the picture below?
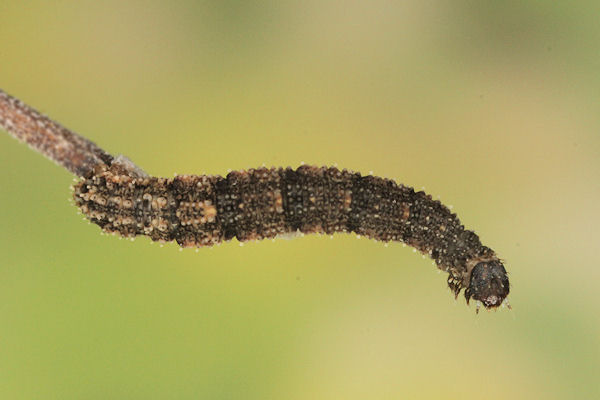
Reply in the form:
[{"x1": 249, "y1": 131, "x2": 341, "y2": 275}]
[{"x1": 1, "y1": 1, "x2": 599, "y2": 399}]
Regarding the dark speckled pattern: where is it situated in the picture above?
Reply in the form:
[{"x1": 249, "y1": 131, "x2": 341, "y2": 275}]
[{"x1": 74, "y1": 163, "x2": 509, "y2": 308}]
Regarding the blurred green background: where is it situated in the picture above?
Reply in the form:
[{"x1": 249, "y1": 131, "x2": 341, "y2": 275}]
[{"x1": 1, "y1": 1, "x2": 599, "y2": 399}]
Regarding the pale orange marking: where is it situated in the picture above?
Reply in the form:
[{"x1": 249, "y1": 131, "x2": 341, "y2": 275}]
[
  {"x1": 157, "y1": 218, "x2": 169, "y2": 232},
  {"x1": 156, "y1": 197, "x2": 167, "y2": 208},
  {"x1": 99, "y1": 197, "x2": 107, "y2": 206},
  {"x1": 343, "y1": 190, "x2": 352, "y2": 211},
  {"x1": 401, "y1": 204, "x2": 410, "y2": 221},
  {"x1": 110, "y1": 196, "x2": 122, "y2": 207},
  {"x1": 273, "y1": 190, "x2": 284, "y2": 213},
  {"x1": 203, "y1": 201, "x2": 217, "y2": 223}
]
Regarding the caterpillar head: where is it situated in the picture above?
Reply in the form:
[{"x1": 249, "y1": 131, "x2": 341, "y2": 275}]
[{"x1": 465, "y1": 259, "x2": 510, "y2": 309}]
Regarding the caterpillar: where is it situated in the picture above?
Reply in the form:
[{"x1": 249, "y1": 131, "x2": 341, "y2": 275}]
[
  {"x1": 1, "y1": 88, "x2": 510, "y2": 311},
  {"x1": 74, "y1": 161, "x2": 510, "y2": 310}
]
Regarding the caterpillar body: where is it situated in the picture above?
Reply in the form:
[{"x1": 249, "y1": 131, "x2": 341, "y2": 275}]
[{"x1": 74, "y1": 162, "x2": 510, "y2": 309}]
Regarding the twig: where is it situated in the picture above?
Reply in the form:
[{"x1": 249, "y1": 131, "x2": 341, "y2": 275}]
[{"x1": 0, "y1": 89, "x2": 114, "y2": 177}]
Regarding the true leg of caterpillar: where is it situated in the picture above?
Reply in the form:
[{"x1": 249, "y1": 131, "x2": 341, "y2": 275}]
[{"x1": 73, "y1": 164, "x2": 510, "y2": 309}]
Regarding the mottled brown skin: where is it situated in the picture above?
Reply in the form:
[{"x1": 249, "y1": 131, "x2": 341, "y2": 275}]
[{"x1": 74, "y1": 163, "x2": 510, "y2": 308}]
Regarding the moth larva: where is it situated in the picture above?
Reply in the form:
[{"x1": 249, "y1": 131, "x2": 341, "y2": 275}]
[{"x1": 74, "y1": 162, "x2": 510, "y2": 309}]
